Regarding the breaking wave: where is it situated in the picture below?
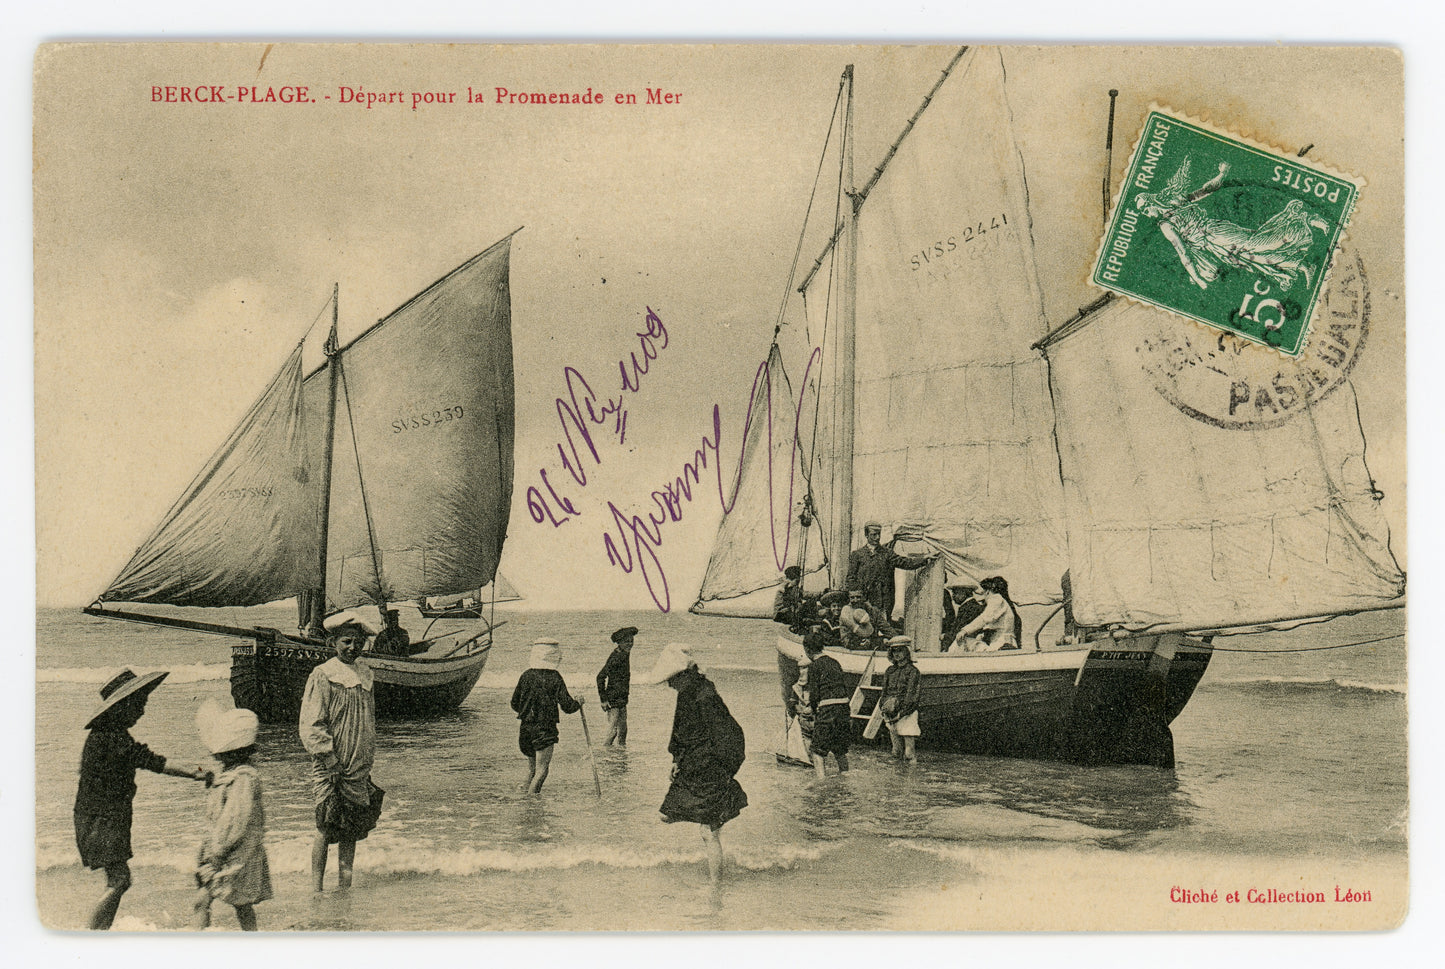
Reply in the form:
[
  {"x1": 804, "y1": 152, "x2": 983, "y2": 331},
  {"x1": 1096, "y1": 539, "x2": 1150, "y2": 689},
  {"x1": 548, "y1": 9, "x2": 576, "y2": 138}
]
[
  {"x1": 39, "y1": 836, "x2": 837, "y2": 878},
  {"x1": 36, "y1": 662, "x2": 229, "y2": 685},
  {"x1": 1206, "y1": 675, "x2": 1403, "y2": 696}
]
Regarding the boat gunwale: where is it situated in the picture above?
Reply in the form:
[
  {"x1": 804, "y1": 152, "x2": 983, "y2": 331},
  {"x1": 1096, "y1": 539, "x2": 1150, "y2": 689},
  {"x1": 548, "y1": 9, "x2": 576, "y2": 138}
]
[{"x1": 775, "y1": 631, "x2": 1091, "y2": 674}]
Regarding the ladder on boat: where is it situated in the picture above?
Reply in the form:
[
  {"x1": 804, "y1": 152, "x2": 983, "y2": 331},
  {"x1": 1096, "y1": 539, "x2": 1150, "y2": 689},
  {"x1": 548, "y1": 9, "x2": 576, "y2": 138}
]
[{"x1": 849, "y1": 650, "x2": 888, "y2": 738}]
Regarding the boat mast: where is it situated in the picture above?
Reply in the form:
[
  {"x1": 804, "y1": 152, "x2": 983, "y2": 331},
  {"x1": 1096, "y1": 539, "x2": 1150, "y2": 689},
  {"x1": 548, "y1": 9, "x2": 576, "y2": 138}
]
[
  {"x1": 308, "y1": 284, "x2": 340, "y2": 633},
  {"x1": 1102, "y1": 89, "x2": 1118, "y2": 232},
  {"x1": 829, "y1": 65, "x2": 858, "y2": 592}
]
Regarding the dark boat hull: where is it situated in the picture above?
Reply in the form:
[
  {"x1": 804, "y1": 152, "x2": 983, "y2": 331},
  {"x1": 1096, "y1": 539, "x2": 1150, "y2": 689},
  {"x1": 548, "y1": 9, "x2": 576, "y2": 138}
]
[
  {"x1": 230, "y1": 629, "x2": 490, "y2": 723},
  {"x1": 777, "y1": 632, "x2": 1211, "y2": 768}
]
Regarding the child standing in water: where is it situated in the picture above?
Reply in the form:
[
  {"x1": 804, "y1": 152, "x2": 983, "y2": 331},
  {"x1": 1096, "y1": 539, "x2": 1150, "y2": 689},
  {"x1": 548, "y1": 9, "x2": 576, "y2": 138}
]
[
  {"x1": 510, "y1": 639, "x2": 584, "y2": 793},
  {"x1": 193, "y1": 700, "x2": 273, "y2": 931},
  {"x1": 73, "y1": 669, "x2": 210, "y2": 930}
]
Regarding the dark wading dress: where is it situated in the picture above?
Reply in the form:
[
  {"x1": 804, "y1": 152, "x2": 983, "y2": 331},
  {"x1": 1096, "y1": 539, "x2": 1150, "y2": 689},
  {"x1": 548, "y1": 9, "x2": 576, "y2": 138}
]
[
  {"x1": 73, "y1": 727, "x2": 168, "y2": 869},
  {"x1": 660, "y1": 669, "x2": 748, "y2": 828}
]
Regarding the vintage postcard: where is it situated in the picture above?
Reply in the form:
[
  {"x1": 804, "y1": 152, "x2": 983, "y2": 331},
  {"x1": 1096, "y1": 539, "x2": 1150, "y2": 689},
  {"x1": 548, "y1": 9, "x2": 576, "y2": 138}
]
[{"x1": 33, "y1": 43, "x2": 1406, "y2": 933}]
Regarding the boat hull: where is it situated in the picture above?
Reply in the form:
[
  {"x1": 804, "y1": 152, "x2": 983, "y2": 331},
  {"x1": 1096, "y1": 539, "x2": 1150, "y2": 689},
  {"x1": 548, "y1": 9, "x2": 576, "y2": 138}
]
[
  {"x1": 777, "y1": 632, "x2": 1211, "y2": 768},
  {"x1": 230, "y1": 628, "x2": 490, "y2": 723}
]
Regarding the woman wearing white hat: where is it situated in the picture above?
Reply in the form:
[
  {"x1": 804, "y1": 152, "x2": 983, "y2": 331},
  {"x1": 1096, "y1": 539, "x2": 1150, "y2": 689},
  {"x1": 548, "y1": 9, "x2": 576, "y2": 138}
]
[
  {"x1": 192, "y1": 700, "x2": 272, "y2": 930},
  {"x1": 645, "y1": 643, "x2": 748, "y2": 883}
]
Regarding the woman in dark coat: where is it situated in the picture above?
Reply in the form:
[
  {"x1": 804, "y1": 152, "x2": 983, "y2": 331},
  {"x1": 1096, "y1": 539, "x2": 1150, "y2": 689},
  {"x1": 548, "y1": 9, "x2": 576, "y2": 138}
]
[{"x1": 645, "y1": 643, "x2": 747, "y2": 882}]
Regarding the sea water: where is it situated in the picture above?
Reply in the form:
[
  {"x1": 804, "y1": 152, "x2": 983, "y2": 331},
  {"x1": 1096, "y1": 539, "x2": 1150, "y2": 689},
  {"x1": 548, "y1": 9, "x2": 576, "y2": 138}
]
[{"x1": 34, "y1": 605, "x2": 1406, "y2": 931}]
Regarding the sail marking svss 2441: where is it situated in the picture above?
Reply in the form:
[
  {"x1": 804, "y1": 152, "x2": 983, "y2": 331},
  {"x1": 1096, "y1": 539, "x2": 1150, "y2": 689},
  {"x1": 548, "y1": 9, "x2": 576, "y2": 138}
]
[
  {"x1": 843, "y1": 48, "x2": 1066, "y2": 609},
  {"x1": 692, "y1": 45, "x2": 1403, "y2": 767}
]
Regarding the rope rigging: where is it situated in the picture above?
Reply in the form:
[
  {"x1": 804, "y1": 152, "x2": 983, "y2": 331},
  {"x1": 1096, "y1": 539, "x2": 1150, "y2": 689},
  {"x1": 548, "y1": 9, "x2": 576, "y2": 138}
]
[{"x1": 1204, "y1": 632, "x2": 1403, "y2": 654}]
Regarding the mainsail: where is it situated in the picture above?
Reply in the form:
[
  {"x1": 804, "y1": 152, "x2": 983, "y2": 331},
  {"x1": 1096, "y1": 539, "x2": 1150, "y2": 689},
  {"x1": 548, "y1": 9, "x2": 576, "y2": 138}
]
[
  {"x1": 809, "y1": 47, "x2": 1067, "y2": 606},
  {"x1": 1041, "y1": 295, "x2": 1405, "y2": 631},
  {"x1": 100, "y1": 236, "x2": 516, "y2": 615},
  {"x1": 698, "y1": 45, "x2": 1402, "y2": 637},
  {"x1": 308, "y1": 240, "x2": 515, "y2": 612}
]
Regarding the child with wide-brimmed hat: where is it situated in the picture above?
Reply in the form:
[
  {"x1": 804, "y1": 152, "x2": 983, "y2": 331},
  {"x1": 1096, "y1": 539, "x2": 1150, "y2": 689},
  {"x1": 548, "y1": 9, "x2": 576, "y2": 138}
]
[
  {"x1": 193, "y1": 700, "x2": 273, "y2": 931},
  {"x1": 73, "y1": 668, "x2": 211, "y2": 930}
]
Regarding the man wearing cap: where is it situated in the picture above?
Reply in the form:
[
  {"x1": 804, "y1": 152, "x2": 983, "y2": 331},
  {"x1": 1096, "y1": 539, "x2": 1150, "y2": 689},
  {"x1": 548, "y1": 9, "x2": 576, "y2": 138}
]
[
  {"x1": 772, "y1": 565, "x2": 804, "y2": 625},
  {"x1": 846, "y1": 521, "x2": 933, "y2": 622},
  {"x1": 300, "y1": 612, "x2": 384, "y2": 893},
  {"x1": 371, "y1": 609, "x2": 415, "y2": 656},
  {"x1": 597, "y1": 627, "x2": 636, "y2": 747},
  {"x1": 511, "y1": 639, "x2": 585, "y2": 793},
  {"x1": 880, "y1": 637, "x2": 923, "y2": 763},
  {"x1": 802, "y1": 632, "x2": 850, "y2": 778}
]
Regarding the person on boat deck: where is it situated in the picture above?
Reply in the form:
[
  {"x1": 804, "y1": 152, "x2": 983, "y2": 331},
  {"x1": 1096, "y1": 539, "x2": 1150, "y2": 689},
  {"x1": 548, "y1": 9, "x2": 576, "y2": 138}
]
[
  {"x1": 192, "y1": 701, "x2": 272, "y2": 931},
  {"x1": 1060, "y1": 569, "x2": 1081, "y2": 643},
  {"x1": 597, "y1": 626, "x2": 636, "y2": 747},
  {"x1": 645, "y1": 643, "x2": 748, "y2": 884},
  {"x1": 812, "y1": 591, "x2": 849, "y2": 649},
  {"x1": 511, "y1": 639, "x2": 584, "y2": 793},
  {"x1": 802, "y1": 631, "x2": 850, "y2": 778},
  {"x1": 773, "y1": 565, "x2": 804, "y2": 625},
  {"x1": 787, "y1": 588, "x2": 825, "y2": 636},
  {"x1": 300, "y1": 612, "x2": 385, "y2": 894},
  {"x1": 370, "y1": 609, "x2": 416, "y2": 656},
  {"x1": 880, "y1": 637, "x2": 923, "y2": 763},
  {"x1": 846, "y1": 521, "x2": 934, "y2": 622},
  {"x1": 841, "y1": 588, "x2": 894, "y2": 650},
  {"x1": 954, "y1": 576, "x2": 1027, "y2": 653},
  {"x1": 74, "y1": 669, "x2": 211, "y2": 930},
  {"x1": 940, "y1": 580, "x2": 986, "y2": 651}
]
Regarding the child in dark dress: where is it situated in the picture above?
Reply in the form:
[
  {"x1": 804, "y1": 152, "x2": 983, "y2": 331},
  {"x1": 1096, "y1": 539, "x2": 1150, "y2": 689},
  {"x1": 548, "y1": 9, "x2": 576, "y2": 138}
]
[
  {"x1": 74, "y1": 669, "x2": 210, "y2": 930},
  {"x1": 510, "y1": 640, "x2": 584, "y2": 793}
]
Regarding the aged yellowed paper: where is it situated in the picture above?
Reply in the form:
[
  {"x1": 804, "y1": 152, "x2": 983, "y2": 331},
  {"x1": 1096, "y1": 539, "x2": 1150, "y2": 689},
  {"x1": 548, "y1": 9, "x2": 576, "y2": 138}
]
[{"x1": 34, "y1": 43, "x2": 1405, "y2": 932}]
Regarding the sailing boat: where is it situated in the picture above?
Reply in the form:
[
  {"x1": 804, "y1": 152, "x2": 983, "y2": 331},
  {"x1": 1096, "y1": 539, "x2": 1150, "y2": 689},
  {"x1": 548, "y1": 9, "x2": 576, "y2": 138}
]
[
  {"x1": 417, "y1": 573, "x2": 523, "y2": 621},
  {"x1": 85, "y1": 233, "x2": 518, "y2": 723},
  {"x1": 692, "y1": 48, "x2": 1405, "y2": 767}
]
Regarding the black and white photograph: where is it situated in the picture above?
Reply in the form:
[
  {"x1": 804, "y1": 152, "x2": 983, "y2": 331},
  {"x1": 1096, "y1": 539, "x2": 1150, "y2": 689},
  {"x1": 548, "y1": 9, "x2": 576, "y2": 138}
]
[{"x1": 26, "y1": 31, "x2": 1420, "y2": 942}]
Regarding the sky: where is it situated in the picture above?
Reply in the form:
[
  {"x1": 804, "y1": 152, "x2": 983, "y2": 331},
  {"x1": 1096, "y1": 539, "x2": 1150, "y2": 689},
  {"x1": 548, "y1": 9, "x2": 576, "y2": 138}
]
[{"x1": 33, "y1": 43, "x2": 1409, "y2": 614}]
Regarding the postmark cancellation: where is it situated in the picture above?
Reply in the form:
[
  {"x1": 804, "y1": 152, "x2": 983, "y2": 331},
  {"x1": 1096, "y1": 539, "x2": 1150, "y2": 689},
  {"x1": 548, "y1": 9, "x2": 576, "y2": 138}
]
[{"x1": 1092, "y1": 106, "x2": 1364, "y2": 360}]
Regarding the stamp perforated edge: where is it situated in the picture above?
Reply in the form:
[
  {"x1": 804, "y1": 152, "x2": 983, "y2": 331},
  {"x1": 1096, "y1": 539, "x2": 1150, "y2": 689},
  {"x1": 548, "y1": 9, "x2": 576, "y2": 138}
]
[{"x1": 1088, "y1": 103, "x2": 1367, "y2": 359}]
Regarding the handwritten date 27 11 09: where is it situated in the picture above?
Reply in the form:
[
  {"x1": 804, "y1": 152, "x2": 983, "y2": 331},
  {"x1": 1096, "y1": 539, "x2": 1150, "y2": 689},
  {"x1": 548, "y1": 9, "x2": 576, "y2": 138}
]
[{"x1": 525, "y1": 307, "x2": 669, "y2": 528}]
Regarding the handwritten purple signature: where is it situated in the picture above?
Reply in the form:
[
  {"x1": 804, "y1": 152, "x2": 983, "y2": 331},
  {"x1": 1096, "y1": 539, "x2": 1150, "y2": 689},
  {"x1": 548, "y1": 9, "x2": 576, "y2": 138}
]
[
  {"x1": 526, "y1": 307, "x2": 820, "y2": 612},
  {"x1": 524, "y1": 307, "x2": 669, "y2": 527}
]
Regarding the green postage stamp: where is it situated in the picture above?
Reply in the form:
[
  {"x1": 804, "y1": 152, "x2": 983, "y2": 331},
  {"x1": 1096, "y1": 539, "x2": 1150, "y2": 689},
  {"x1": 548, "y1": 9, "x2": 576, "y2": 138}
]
[{"x1": 1093, "y1": 107, "x2": 1362, "y2": 356}]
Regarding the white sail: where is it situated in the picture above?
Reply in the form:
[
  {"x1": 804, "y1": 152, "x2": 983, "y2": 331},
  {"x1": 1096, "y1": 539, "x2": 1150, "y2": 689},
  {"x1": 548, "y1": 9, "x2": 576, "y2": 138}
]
[
  {"x1": 837, "y1": 47, "x2": 1067, "y2": 605},
  {"x1": 693, "y1": 343, "x2": 824, "y2": 616},
  {"x1": 1043, "y1": 296, "x2": 1404, "y2": 630}
]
